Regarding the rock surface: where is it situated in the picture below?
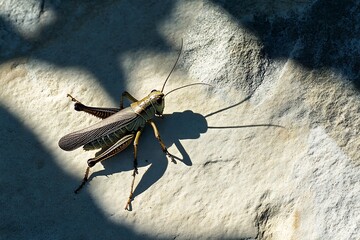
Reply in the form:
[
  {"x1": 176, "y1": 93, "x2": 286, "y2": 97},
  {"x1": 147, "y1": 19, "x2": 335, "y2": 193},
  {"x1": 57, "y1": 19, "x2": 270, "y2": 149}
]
[{"x1": 0, "y1": 0, "x2": 359, "y2": 239}]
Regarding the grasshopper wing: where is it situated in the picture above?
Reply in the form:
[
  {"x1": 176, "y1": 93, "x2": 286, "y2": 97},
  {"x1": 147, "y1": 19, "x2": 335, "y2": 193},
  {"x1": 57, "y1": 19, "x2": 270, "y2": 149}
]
[{"x1": 59, "y1": 107, "x2": 139, "y2": 151}]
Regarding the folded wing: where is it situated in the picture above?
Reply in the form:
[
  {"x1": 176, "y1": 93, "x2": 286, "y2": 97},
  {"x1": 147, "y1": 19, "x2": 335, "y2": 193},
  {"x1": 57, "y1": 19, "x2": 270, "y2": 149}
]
[{"x1": 59, "y1": 107, "x2": 138, "y2": 151}]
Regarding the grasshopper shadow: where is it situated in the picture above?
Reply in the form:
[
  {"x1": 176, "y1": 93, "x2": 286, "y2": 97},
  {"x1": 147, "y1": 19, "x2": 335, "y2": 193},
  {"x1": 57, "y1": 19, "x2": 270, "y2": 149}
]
[
  {"x1": 90, "y1": 110, "x2": 208, "y2": 202},
  {"x1": 128, "y1": 97, "x2": 284, "y2": 200},
  {"x1": 89, "y1": 96, "x2": 273, "y2": 202},
  {"x1": 90, "y1": 96, "x2": 272, "y2": 202}
]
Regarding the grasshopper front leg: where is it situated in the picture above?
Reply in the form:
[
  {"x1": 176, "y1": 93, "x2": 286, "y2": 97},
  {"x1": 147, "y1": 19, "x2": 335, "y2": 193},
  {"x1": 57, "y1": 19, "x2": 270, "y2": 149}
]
[
  {"x1": 120, "y1": 91, "x2": 138, "y2": 109},
  {"x1": 149, "y1": 120, "x2": 176, "y2": 163}
]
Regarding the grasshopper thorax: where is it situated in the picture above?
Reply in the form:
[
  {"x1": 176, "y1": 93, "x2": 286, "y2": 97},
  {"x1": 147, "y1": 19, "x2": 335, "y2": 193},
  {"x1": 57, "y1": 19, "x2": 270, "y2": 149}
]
[
  {"x1": 131, "y1": 90, "x2": 165, "y2": 118},
  {"x1": 149, "y1": 89, "x2": 165, "y2": 116}
]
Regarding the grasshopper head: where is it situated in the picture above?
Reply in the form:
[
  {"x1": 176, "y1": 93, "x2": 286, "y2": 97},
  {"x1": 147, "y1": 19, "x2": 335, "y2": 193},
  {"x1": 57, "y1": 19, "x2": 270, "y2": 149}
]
[{"x1": 149, "y1": 89, "x2": 165, "y2": 116}]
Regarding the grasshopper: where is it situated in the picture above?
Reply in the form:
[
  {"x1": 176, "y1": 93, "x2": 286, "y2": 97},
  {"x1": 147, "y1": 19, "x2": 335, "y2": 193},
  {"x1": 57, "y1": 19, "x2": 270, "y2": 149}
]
[{"x1": 58, "y1": 41, "x2": 210, "y2": 210}]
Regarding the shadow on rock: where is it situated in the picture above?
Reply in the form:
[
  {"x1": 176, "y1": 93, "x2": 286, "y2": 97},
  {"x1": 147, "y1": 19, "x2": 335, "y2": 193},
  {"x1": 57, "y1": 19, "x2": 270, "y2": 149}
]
[
  {"x1": 211, "y1": 0, "x2": 360, "y2": 90},
  {"x1": 0, "y1": 0, "x2": 177, "y2": 101},
  {"x1": 0, "y1": 106, "x2": 154, "y2": 239}
]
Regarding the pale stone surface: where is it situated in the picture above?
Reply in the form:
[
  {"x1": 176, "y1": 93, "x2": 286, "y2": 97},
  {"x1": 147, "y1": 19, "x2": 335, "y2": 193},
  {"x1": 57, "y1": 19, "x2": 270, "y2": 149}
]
[{"x1": 0, "y1": 1, "x2": 359, "y2": 239}]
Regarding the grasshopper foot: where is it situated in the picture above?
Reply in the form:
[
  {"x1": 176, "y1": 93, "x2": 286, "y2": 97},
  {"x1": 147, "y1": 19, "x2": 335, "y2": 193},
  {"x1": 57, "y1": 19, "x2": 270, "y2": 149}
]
[
  {"x1": 74, "y1": 175, "x2": 88, "y2": 194},
  {"x1": 74, "y1": 167, "x2": 90, "y2": 194},
  {"x1": 165, "y1": 151, "x2": 177, "y2": 164},
  {"x1": 67, "y1": 94, "x2": 80, "y2": 103},
  {"x1": 133, "y1": 167, "x2": 138, "y2": 176},
  {"x1": 125, "y1": 167, "x2": 137, "y2": 210},
  {"x1": 125, "y1": 195, "x2": 133, "y2": 211}
]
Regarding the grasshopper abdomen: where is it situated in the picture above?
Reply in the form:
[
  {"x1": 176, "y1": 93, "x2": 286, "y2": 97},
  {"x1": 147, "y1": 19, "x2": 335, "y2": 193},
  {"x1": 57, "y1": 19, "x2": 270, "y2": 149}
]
[{"x1": 83, "y1": 128, "x2": 129, "y2": 150}]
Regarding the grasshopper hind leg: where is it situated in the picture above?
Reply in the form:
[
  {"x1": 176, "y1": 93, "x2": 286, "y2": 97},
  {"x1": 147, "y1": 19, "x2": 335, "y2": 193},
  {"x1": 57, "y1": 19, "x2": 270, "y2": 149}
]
[
  {"x1": 74, "y1": 166, "x2": 90, "y2": 194},
  {"x1": 74, "y1": 134, "x2": 135, "y2": 194},
  {"x1": 125, "y1": 129, "x2": 142, "y2": 210},
  {"x1": 66, "y1": 93, "x2": 119, "y2": 119}
]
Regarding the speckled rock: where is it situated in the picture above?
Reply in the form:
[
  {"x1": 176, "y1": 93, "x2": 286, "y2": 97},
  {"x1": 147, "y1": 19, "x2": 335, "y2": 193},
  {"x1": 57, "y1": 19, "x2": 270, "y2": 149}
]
[{"x1": 1, "y1": 1, "x2": 359, "y2": 239}]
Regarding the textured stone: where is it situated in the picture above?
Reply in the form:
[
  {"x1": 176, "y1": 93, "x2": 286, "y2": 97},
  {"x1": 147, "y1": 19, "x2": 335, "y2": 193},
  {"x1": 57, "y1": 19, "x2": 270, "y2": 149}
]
[{"x1": 0, "y1": 1, "x2": 359, "y2": 239}]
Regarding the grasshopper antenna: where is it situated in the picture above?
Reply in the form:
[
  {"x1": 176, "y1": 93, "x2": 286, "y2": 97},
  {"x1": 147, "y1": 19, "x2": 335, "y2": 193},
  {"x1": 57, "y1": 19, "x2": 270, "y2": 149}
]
[
  {"x1": 161, "y1": 38, "x2": 183, "y2": 93},
  {"x1": 165, "y1": 83, "x2": 212, "y2": 97}
]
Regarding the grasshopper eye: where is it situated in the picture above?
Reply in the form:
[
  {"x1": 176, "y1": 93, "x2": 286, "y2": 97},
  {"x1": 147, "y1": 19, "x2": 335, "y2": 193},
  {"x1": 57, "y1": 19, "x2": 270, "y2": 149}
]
[{"x1": 156, "y1": 98, "x2": 163, "y2": 104}]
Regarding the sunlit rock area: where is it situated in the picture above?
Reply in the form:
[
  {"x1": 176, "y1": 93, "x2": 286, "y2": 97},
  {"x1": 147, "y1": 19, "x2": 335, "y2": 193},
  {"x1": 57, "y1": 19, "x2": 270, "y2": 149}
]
[{"x1": 1, "y1": 0, "x2": 359, "y2": 239}]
